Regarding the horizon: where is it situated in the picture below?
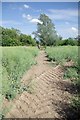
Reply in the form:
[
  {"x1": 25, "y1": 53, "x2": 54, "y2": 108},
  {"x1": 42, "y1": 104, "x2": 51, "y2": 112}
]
[{"x1": 1, "y1": 2, "x2": 78, "y2": 39}]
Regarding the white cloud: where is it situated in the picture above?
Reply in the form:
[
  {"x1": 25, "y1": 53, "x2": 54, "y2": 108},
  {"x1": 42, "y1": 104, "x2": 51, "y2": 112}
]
[
  {"x1": 30, "y1": 19, "x2": 43, "y2": 24},
  {"x1": 56, "y1": 26, "x2": 78, "y2": 39},
  {"x1": 47, "y1": 9, "x2": 78, "y2": 21},
  {"x1": 26, "y1": 14, "x2": 32, "y2": 20},
  {"x1": 22, "y1": 14, "x2": 32, "y2": 20},
  {"x1": 71, "y1": 27, "x2": 78, "y2": 32},
  {"x1": 22, "y1": 13, "x2": 43, "y2": 24},
  {"x1": 24, "y1": 4, "x2": 30, "y2": 9},
  {"x1": 49, "y1": 9, "x2": 78, "y2": 16}
]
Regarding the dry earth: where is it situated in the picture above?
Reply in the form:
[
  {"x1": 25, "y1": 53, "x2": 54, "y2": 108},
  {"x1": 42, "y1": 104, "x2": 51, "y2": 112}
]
[{"x1": 4, "y1": 50, "x2": 74, "y2": 119}]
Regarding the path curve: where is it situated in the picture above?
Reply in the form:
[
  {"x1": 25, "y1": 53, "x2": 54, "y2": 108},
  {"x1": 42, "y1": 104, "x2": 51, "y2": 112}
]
[{"x1": 5, "y1": 51, "x2": 72, "y2": 119}]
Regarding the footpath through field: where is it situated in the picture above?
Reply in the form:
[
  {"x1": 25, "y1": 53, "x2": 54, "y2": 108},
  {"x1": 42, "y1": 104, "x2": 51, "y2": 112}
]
[{"x1": 5, "y1": 50, "x2": 72, "y2": 119}]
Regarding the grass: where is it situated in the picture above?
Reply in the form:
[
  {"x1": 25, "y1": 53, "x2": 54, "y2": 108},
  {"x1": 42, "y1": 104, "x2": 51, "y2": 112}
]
[
  {"x1": 0, "y1": 46, "x2": 39, "y2": 118},
  {"x1": 46, "y1": 46, "x2": 78, "y2": 65},
  {"x1": 1, "y1": 46, "x2": 38, "y2": 100},
  {"x1": 0, "y1": 47, "x2": 2, "y2": 119},
  {"x1": 64, "y1": 67, "x2": 78, "y2": 80}
]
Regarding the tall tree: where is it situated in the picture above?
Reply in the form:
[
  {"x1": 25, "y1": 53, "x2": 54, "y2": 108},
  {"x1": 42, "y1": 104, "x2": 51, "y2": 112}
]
[{"x1": 33, "y1": 14, "x2": 58, "y2": 46}]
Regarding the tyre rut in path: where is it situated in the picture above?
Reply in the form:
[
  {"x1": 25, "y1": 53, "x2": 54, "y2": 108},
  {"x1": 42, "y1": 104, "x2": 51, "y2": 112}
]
[{"x1": 5, "y1": 51, "x2": 72, "y2": 119}]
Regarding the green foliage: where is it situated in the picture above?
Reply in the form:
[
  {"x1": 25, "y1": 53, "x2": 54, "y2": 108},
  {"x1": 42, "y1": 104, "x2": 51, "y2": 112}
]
[
  {"x1": 71, "y1": 96, "x2": 80, "y2": 111},
  {"x1": 33, "y1": 14, "x2": 59, "y2": 46},
  {"x1": 46, "y1": 46, "x2": 78, "y2": 65},
  {"x1": 56, "y1": 38, "x2": 78, "y2": 46},
  {"x1": 20, "y1": 34, "x2": 36, "y2": 46},
  {"x1": 0, "y1": 26, "x2": 36, "y2": 46},
  {"x1": 2, "y1": 27, "x2": 20, "y2": 46},
  {"x1": 1, "y1": 47, "x2": 38, "y2": 100},
  {"x1": 64, "y1": 67, "x2": 78, "y2": 79},
  {"x1": 62, "y1": 39, "x2": 78, "y2": 46}
]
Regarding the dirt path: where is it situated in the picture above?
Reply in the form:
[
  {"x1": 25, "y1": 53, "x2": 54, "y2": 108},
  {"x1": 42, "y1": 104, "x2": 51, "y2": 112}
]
[
  {"x1": 5, "y1": 50, "x2": 72, "y2": 119},
  {"x1": 21, "y1": 50, "x2": 52, "y2": 86}
]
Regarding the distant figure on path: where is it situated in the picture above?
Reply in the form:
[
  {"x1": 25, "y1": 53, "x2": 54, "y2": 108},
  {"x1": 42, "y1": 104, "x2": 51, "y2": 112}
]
[
  {"x1": 36, "y1": 41, "x2": 40, "y2": 49},
  {"x1": 37, "y1": 44, "x2": 40, "y2": 49}
]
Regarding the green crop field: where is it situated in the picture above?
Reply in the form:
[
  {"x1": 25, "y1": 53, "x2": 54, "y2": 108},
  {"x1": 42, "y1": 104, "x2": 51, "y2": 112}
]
[
  {"x1": 0, "y1": 46, "x2": 79, "y2": 119},
  {"x1": 0, "y1": 46, "x2": 38, "y2": 100},
  {"x1": 46, "y1": 46, "x2": 78, "y2": 65}
]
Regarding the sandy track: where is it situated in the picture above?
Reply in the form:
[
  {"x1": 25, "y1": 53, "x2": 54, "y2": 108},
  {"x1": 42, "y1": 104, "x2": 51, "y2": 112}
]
[{"x1": 5, "y1": 51, "x2": 72, "y2": 119}]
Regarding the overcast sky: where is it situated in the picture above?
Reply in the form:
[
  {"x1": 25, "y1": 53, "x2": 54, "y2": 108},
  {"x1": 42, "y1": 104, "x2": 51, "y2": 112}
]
[{"x1": 1, "y1": 2, "x2": 78, "y2": 39}]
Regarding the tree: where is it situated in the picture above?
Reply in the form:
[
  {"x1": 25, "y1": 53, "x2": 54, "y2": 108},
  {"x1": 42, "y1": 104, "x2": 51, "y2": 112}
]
[
  {"x1": 2, "y1": 27, "x2": 20, "y2": 46},
  {"x1": 0, "y1": 26, "x2": 36, "y2": 46},
  {"x1": 33, "y1": 14, "x2": 58, "y2": 46},
  {"x1": 61, "y1": 38, "x2": 78, "y2": 46},
  {"x1": 19, "y1": 34, "x2": 36, "y2": 46}
]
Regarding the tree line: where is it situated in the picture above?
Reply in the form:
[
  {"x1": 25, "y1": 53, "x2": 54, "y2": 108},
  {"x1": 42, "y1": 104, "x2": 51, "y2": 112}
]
[
  {"x1": 0, "y1": 27, "x2": 36, "y2": 46},
  {"x1": 0, "y1": 14, "x2": 78, "y2": 46}
]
